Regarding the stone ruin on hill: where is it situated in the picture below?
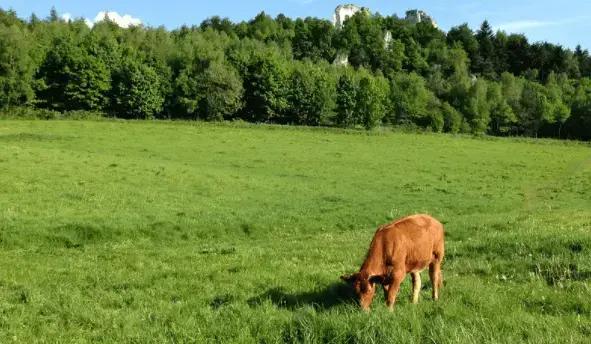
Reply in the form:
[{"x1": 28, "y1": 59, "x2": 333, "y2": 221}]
[
  {"x1": 332, "y1": 4, "x2": 438, "y2": 66},
  {"x1": 405, "y1": 9, "x2": 438, "y2": 28},
  {"x1": 332, "y1": 4, "x2": 367, "y2": 28}
]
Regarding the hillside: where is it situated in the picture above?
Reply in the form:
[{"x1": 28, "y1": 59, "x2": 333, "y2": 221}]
[
  {"x1": 1, "y1": 7, "x2": 591, "y2": 140},
  {"x1": 0, "y1": 121, "x2": 589, "y2": 342}
]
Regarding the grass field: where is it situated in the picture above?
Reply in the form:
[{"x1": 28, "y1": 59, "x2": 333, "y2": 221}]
[{"x1": 0, "y1": 120, "x2": 590, "y2": 343}]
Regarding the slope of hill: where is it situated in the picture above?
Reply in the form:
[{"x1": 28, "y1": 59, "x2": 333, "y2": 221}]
[
  {"x1": 2, "y1": 7, "x2": 591, "y2": 140},
  {"x1": 0, "y1": 120, "x2": 589, "y2": 342}
]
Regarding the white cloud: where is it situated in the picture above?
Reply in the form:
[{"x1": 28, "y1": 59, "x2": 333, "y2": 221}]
[
  {"x1": 495, "y1": 16, "x2": 591, "y2": 33},
  {"x1": 60, "y1": 11, "x2": 142, "y2": 28},
  {"x1": 61, "y1": 13, "x2": 72, "y2": 22},
  {"x1": 289, "y1": 0, "x2": 318, "y2": 4},
  {"x1": 88, "y1": 11, "x2": 142, "y2": 28},
  {"x1": 495, "y1": 20, "x2": 557, "y2": 33}
]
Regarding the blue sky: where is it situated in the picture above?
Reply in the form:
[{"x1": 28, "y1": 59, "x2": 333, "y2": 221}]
[{"x1": 3, "y1": 0, "x2": 591, "y2": 49}]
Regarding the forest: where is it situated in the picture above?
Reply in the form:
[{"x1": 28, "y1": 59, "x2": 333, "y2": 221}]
[{"x1": 1, "y1": 7, "x2": 591, "y2": 140}]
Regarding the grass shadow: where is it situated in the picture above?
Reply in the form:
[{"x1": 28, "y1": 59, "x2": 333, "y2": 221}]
[{"x1": 247, "y1": 282, "x2": 356, "y2": 311}]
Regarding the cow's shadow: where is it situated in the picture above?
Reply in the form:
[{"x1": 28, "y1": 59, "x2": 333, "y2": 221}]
[{"x1": 247, "y1": 282, "x2": 356, "y2": 310}]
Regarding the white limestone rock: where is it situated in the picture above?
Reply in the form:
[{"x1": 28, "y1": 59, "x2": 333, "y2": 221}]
[
  {"x1": 405, "y1": 10, "x2": 438, "y2": 28},
  {"x1": 333, "y1": 4, "x2": 362, "y2": 28}
]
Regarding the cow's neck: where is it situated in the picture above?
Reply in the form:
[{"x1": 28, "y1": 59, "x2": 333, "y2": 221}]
[{"x1": 359, "y1": 239, "x2": 387, "y2": 278}]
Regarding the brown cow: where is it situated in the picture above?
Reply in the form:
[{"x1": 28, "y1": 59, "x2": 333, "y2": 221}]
[{"x1": 341, "y1": 214, "x2": 445, "y2": 311}]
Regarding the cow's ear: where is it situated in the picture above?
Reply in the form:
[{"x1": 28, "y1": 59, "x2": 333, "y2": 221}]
[
  {"x1": 369, "y1": 275, "x2": 384, "y2": 285},
  {"x1": 340, "y1": 273, "x2": 358, "y2": 283}
]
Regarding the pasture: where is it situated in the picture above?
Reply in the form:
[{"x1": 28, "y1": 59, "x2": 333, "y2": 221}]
[{"x1": 0, "y1": 120, "x2": 590, "y2": 343}]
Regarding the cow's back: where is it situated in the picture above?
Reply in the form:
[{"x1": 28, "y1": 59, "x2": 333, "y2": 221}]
[{"x1": 381, "y1": 215, "x2": 444, "y2": 272}]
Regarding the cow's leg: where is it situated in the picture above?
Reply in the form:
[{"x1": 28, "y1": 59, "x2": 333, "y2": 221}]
[
  {"x1": 429, "y1": 262, "x2": 441, "y2": 301},
  {"x1": 411, "y1": 271, "x2": 421, "y2": 304},
  {"x1": 386, "y1": 270, "x2": 405, "y2": 311},
  {"x1": 430, "y1": 238, "x2": 445, "y2": 301}
]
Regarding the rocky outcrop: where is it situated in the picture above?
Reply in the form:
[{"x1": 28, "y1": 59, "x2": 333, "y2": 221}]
[
  {"x1": 384, "y1": 30, "x2": 393, "y2": 49},
  {"x1": 332, "y1": 4, "x2": 363, "y2": 28},
  {"x1": 405, "y1": 10, "x2": 438, "y2": 28},
  {"x1": 333, "y1": 53, "x2": 350, "y2": 66},
  {"x1": 332, "y1": 5, "x2": 437, "y2": 65}
]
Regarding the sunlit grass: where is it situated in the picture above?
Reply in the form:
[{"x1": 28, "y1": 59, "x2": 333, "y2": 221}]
[{"x1": 0, "y1": 120, "x2": 589, "y2": 343}]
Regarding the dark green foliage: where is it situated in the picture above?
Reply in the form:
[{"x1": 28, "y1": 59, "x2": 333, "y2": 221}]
[
  {"x1": 447, "y1": 24, "x2": 478, "y2": 63},
  {"x1": 292, "y1": 18, "x2": 336, "y2": 62},
  {"x1": 0, "y1": 8, "x2": 25, "y2": 27},
  {"x1": 35, "y1": 34, "x2": 111, "y2": 111},
  {"x1": 465, "y1": 79, "x2": 492, "y2": 134},
  {"x1": 169, "y1": 31, "x2": 243, "y2": 121},
  {"x1": 200, "y1": 16, "x2": 236, "y2": 37},
  {"x1": 488, "y1": 81, "x2": 517, "y2": 135},
  {"x1": 575, "y1": 45, "x2": 591, "y2": 77},
  {"x1": 286, "y1": 61, "x2": 336, "y2": 125},
  {"x1": 241, "y1": 50, "x2": 289, "y2": 122},
  {"x1": 198, "y1": 61, "x2": 244, "y2": 121},
  {"x1": 356, "y1": 73, "x2": 389, "y2": 129},
  {"x1": 473, "y1": 21, "x2": 496, "y2": 78},
  {"x1": 519, "y1": 81, "x2": 552, "y2": 136},
  {"x1": 334, "y1": 11, "x2": 393, "y2": 72},
  {"x1": 543, "y1": 72, "x2": 572, "y2": 138},
  {"x1": 380, "y1": 39, "x2": 406, "y2": 77},
  {"x1": 1, "y1": 7, "x2": 591, "y2": 139},
  {"x1": 0, "y1": 23, "x2": 35, "y2": 108},
  {"x1": 243, "y1": 12, "x2": 293, "y2": 47},
  {"x1": 568, "y1": 78, "x2": 591, "y2": 139},
  {"x1": 389, "y1": 72, "x2": 441, "y2": 130},
  {"x1": 441, "y1": 102, "x2": 462, "y2": 133},
  {"x1": 504, "y1": 34, "x2": 530, "y2": 76},
  {"x1": 111, "y1": 57, "x2": 163, "y2": 119},
  {"x1": 335, "y1": 72, "x2": 358, "y2": 127}
]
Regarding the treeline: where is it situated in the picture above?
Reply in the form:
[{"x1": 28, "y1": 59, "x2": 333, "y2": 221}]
[{"x1": 1, "y1": 8, "x2": 591, "y2": 139}]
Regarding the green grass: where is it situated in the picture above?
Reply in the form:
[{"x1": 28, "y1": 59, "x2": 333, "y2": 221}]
[{"x1": 0, "y1": 120, "x2": 590, "y2": 343}]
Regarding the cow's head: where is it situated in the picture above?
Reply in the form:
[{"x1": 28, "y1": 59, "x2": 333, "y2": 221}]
[{"x1": 340, "y1": 272, "x2": 383, "y2": 311}]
